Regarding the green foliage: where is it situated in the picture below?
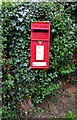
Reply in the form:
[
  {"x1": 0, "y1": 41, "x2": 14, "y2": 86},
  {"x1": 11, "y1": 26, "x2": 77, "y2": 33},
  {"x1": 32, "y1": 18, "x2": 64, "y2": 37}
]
[
  {"x1": 2, "y1": 2, "x2": 77, "y2": 119},
  {"x1": 64, "y1": 111, "x2": 77, "y2": 120},
  {"x1": 0, "y1": 106, "x2": 19, "y2": 119},
  {"x1": 36, "y1": 107, "x2": 44, "y2": 113}
]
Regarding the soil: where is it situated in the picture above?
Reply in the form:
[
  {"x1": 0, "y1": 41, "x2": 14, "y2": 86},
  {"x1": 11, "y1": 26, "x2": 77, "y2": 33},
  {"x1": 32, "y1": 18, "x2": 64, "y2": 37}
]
[{"x1": 20, "y1": 82, "x2": 77, "y2": 119}]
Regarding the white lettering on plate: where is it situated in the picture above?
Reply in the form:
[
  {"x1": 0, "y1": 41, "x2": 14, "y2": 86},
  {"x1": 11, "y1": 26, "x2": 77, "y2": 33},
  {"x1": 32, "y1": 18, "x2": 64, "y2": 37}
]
[{"x1": 33, "y1": 62, "x2": 46, "y2": 66}]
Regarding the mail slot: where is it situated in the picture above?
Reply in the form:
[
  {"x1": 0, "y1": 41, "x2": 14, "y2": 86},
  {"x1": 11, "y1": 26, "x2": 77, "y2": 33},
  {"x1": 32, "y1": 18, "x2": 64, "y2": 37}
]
[{"x1": 30, "y1": 21, "x2": 50, "y2": 69}]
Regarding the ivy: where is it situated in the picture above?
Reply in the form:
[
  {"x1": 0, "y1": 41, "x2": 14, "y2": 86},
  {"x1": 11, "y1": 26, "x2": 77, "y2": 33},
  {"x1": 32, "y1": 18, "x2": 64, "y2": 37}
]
[{"x1": 2, "y1": 2, "x2": 77, "y2": 119}]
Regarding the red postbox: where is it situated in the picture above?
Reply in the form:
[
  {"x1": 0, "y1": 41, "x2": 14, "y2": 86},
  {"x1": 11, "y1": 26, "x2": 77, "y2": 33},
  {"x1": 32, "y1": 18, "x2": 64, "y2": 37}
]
[{"x1": 30, "y1": 21, "x2": 50, "y2": 69}]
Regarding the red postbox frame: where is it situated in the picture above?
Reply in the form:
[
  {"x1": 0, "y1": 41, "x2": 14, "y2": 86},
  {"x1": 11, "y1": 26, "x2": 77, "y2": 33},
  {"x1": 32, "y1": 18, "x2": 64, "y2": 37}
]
[{"x1": 30, "y1": 21, "x2": 50, "y2": 69}]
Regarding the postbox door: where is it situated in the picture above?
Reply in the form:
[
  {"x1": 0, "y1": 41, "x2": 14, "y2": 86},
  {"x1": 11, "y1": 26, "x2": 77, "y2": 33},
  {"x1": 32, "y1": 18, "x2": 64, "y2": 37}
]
[{"x1": 30, "y1": 40, "x2": 49, "y2": 68}]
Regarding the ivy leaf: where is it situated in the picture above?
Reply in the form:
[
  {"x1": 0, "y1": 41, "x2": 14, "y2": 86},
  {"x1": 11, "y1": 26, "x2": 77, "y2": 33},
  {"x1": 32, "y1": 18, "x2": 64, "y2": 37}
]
[
  {"x1": 18, "y1": 18, "x2": 23, "y2": 22},
  {"x1": 18, "y1": 11, "x2": 23, "y2": 15},
  {"x1": 23, "y1": 63, "x2": 27, "y2": 67},
  {"x1": 20, "y1": 26, "x2": 25, "y2": 31},
  {"x1": 12, "y1": 20, "x2": 16, "y2": 26},
  {"x1": 69, "y1": 31, "x2": 74, "y2": 34}
]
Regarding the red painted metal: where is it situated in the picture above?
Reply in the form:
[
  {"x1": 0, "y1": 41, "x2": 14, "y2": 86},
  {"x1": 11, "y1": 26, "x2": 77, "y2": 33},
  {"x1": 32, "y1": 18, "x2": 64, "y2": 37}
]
[{"x1": 30, "y1": 21, "x2": 50, "y2": 69}]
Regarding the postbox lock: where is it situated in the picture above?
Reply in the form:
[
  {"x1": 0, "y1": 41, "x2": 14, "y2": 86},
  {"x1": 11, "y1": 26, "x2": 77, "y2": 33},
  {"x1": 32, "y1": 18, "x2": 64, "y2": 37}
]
[{"x1": 38, "y1": 41, "x2": 42, "y2": 44}]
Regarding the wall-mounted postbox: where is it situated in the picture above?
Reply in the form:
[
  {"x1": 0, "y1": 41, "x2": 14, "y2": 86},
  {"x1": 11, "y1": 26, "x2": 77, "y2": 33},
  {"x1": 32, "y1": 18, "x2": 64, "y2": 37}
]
[{"x1": 30, "y1": 21, "x2": 50, "y2": 69}]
